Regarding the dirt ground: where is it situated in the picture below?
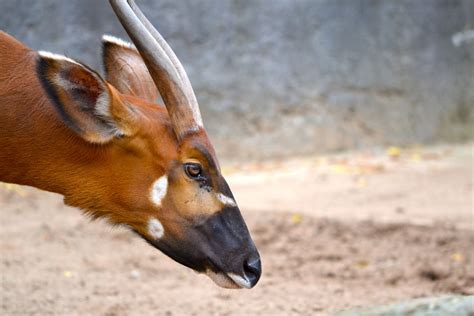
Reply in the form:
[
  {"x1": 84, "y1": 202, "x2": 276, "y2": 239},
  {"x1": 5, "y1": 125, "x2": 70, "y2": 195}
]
[{"x1": 0, "y1": 143, "x2": 473, "y2": 315}]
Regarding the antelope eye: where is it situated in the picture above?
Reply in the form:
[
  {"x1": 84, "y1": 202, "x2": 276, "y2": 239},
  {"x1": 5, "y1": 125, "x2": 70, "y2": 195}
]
[{"x1": 184, "y1": 163, "x2": 203, "y2": 179}]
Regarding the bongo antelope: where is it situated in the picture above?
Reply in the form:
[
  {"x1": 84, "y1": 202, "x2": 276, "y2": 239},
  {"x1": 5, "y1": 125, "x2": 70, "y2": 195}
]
[{"x1": 0, "y1": 0, "x2": 261, "y2": 289}]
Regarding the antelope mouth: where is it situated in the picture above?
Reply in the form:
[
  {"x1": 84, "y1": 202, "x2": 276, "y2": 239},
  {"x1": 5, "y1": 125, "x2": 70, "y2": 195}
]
[
  {"x1": 205, "y1": 269, "x2": 253, "y2": 289},
  {"x1": 141, "y1": 235, "x2": 259, "y2": 289},
  {"x1": 141, "y1": 235, "x2": 262, "y2": 289},
  {"x1": 204, "y1": 257, "x2": 261, "y2": 289}
]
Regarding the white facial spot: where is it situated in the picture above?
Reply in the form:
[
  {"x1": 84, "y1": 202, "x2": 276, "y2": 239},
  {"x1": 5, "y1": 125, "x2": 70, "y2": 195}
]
[
  {"x1": 216, "y1": 193, "x2": 237, "y2": 207},
  {"x1": 148, "y1": 218, "x2": 165, "y2": 239},
  {"x1": 151, "y1": 175, "x2": 168, "y2": 206}
]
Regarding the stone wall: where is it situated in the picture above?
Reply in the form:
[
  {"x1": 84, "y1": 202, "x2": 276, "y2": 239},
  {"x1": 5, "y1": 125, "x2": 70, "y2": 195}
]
[{"x1": 1, "y1": 0, "x2": 473, "y2": 160}]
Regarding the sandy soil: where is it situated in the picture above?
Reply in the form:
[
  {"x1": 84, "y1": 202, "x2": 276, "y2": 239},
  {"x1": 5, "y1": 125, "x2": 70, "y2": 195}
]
[{"x1": 0, "y1": 144, "x2": 473, "y2": 315}]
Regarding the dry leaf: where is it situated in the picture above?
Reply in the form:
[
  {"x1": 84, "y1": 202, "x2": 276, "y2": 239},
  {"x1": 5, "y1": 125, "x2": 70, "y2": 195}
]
[
  {"x1": 451, "y1": 252, "x2": 463, "y2": 262},
  {"x1": 355, "y1": 260, "x2": 369, "y2": 269},
  {"x1": 411, "y1": 153, "x2": 421, "y2": 161},
  {"x1": 330, "y1": 164, "x2": 351, "y2": 174},
  {"x1": 387, "y1": 146, "x2": 401, "y2": 158},
  {"x1": 291, "y1": 213, "x2": 302, "y2": 224}
]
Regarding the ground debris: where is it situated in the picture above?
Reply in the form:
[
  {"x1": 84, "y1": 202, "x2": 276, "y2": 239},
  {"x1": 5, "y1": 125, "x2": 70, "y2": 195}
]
[{"x1": 334, "y1": 295, "x2": 474, "y2": 316}]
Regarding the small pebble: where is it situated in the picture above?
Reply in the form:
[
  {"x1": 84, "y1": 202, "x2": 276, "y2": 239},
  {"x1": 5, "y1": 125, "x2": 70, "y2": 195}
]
[{"x1": 130, "y1": 270, "x2": 140, "y2": 280}]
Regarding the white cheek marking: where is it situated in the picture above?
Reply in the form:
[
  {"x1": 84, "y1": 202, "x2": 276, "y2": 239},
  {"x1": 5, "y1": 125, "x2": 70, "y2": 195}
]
[
  {"x1": 216, "y1": 193, "x2": 237, "y2": 207},
  {"x1": 148, "y1": 218, "x2": 165, "y2": 239},
  {"x1": 151, "y1": 175, "x2": 168, "y2": 206}
]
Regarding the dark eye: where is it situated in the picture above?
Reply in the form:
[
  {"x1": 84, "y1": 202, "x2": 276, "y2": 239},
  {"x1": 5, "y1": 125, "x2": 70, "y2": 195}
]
[{"x1": 184, "y1": 163, "x2": 203, "y2": 179}]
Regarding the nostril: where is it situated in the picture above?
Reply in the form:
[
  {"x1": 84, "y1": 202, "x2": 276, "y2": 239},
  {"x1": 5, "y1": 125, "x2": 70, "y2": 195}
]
[
  {"x1": 243, "y1": 257, "x2": 262, "y2": 287},
  {"x1": 244, "y1": 258, "x2": 260, "y2": 275}
]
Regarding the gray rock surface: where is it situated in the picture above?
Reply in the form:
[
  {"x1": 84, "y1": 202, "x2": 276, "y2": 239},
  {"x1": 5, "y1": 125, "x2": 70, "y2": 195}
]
[
  {"x1": 1, "y1": 0, "x2": 473, "y2": 160},
  {"x1": 334, "y1": 295, "x2": 474, "y2": 316}
]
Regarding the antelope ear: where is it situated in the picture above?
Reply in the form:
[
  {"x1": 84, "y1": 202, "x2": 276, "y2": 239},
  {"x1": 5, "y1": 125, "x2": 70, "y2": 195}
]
[
  {"x1": 37, "y1": 51, "x2": 136, "y2": 144},
  {"x1": 102, "y1": 35, "x2": 159, "y2": 103}
]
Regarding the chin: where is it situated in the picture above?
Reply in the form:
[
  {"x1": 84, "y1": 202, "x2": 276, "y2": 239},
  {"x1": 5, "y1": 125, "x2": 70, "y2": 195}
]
[{"x1": 204, "y1": 270, "x2": 251, "y2": 289}]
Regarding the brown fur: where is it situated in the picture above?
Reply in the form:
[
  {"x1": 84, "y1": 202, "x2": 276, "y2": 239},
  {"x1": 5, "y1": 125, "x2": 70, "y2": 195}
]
[
  {"x1": 0, "y1": 31, "x2": 220, "y2": 231},
  {"x1": 103, "y1": 37, "x2": 158, "y2": 103},
  {"x1": 0, "y1": 31, "x2": 260, "y2": 289}
]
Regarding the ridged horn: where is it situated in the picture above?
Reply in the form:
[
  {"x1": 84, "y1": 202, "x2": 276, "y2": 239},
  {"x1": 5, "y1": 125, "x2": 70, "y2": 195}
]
[{"x1": 109, "y1": 0, "x2": 203, "y2": 139}]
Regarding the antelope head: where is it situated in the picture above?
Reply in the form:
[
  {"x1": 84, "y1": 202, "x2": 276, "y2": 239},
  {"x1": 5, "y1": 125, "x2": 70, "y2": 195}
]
[{"x1": 35, "y1": 0, "x2": 261, "y2": 288}]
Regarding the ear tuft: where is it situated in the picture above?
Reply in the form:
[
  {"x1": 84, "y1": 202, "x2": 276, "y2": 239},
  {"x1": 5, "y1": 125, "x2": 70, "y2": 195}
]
[
  {"x1": 102, "y1": 34, "x2": 135, "y2": 50},
  {"x1": 38, "y1": 51, "x2": 81, "y2": 65},
  {"x1": 37, "y1": 51, "x2": 129, "y2": 143}
]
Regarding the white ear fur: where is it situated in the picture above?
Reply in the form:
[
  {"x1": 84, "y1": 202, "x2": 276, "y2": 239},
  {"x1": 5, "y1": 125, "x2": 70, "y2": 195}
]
[
  {"x1": 102, "y1": 35, "x2": 134, "y2": 49},
  {"x1": 41, "y1": 51, "x2": 112, "y2": 117},
  {"x1": 38, "y1": 51, "x2": 81, "y2": 65}
]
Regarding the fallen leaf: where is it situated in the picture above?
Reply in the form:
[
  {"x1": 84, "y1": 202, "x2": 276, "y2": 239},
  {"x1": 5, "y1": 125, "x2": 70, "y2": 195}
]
[
  {"x1": 291, "y1": 213, "x2": 302, "y2": 224},
  {"x1": 355, "y1": 260, "x2": 370, "y2": 269},
  {"x1": 330, "y1": 164, "x2": 351, "y2": 174},
  {"x1": 451, "y1": 252, "x2": 463, "y2": 262},
  {"x1": 411, "y1": 153, "x2": 421, "y2": 161},
  {"x1": 387, "y1": 146, "x2": 401, "y2": 158}
]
